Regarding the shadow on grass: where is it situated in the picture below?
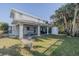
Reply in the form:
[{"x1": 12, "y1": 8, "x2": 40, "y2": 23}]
[
  {"x1": 33, "y1": 35, "x2": 52, "y2": 41},
  {"x1": 24, "y1": 47, "x2": 47, "y2": 56},
  {"x1": 33, "y1": 34, "x2": 67, "y2": 41},
  {"x1": 29, "y1": 35, "x2": 66, "y2": 56},
  {"x1": 31, "y1": 51, "x2": 46, "y2": 56},
  {"x1": 33, "y1": 45, "x2": 45, "y2": 48},
  {"x1": 0, "y1": 44, "x2": 22, "y2": 56},
  {"x1": 34, "y1": 38, "x2": 44, "y2": 42},
  {"x1": 42, "y1": 39, "x2": 63, "y2": 55},
  {"x1": 31, "y1": 39, "x2": 64, "y2": 56},
  {"x1": 23, "y1": 35, "x2": 65, "y2": 56}
]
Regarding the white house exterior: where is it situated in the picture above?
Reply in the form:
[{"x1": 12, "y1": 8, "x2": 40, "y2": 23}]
[{"x1": 10, "y1": 8, "x2": 53, "y2": 39}]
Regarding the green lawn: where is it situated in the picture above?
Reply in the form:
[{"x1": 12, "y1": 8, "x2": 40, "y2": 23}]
[{"x1": 0, "y1": 35, "x2": 79, "y2": 56}]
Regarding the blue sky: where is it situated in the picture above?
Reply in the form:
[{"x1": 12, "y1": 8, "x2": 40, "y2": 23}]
[{"x1": 0, "y1": 3, "x2": 64, "y2": 25}]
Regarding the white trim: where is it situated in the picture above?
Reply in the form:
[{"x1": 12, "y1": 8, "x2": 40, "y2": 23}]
[{"x1": 37, "y1": 25, "x2": 40, "y2": 36}]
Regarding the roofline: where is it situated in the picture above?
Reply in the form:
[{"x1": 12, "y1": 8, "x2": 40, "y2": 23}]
[{"x1": 11, "y1": 8, "x2": 48, "y2": 22}]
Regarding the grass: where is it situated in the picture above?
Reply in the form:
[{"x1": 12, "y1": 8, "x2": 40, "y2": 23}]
[
  {"x1": 51, "y1": 36, "x2": 79, "y2": 56},
  {"x1": 0, "y1": 35, "x2": 79, "y2": 56}
]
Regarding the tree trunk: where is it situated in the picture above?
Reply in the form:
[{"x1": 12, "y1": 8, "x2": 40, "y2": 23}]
[
  {"x1": 63, "y1": 15, "x2": 68, "y2": 33},
  {"x1": 72, "y1": 6, "x2": 78, "y2": 36},
  {"x1": 70, "y1": 20, "x2": 72, "y2": 35},
  {"x1": 67, "y1": 20, "x2": 72, "y2": 36}
]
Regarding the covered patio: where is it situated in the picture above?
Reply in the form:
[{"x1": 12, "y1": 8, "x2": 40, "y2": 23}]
[
  {"x1": 11, "y1": 22, "x2": 52, "y2": 39},
  {"x1": 10, "y1": 8, "x2": 52, "y2": 39}
]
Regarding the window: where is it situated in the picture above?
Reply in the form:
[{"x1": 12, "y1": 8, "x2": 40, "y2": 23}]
[{"x1": 27, "y1": 27, "x2": 30, "y2": 30}]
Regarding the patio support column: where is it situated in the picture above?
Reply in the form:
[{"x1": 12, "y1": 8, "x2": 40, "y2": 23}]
[
  {"x1": 47, "y1": 27, "x2": 49, "y2": 35},
  {"x1": 19, "y1": 24, "x2": 23, "y2": 39},
  {"x1": 37, "y1": 25, "x2": 40, "y2": 36},
  {"x1": 12, "y1": 24, "x2": 16, "y2": 36}
]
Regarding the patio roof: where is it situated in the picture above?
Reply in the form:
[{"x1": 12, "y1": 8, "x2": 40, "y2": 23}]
[{"x1": 11, "y1": 8, "x2": 52, "y2": 27}]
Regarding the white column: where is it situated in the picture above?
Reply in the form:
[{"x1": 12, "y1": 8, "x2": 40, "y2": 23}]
[
  {"x1": 37, "y1": 25, "x2": 40, "y2": 36},
  {"x1": 47, "y1": 27, "x2": 49, "y2": 35},
  {"x1": 19, "y1": 24, "x2": 23, "y2": 39}
]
